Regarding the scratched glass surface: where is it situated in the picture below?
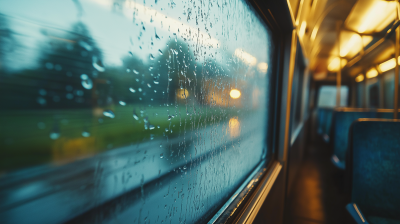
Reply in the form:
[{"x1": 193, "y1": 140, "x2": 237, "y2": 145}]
[{"x1": 0, "y1": 0, "x2": 273, "y2": 223}]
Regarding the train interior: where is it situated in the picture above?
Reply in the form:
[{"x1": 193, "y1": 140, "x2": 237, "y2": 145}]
[{"x1": 1, "y1": 0, "x2": 400, "y2": 224}]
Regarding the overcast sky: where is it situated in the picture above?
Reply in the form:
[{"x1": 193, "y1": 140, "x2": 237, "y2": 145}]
[{"x1": 0, "y1": 0, "x2": 271, "y2": 72}]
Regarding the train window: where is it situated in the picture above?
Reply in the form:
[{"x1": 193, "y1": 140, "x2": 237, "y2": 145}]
[
  {"x1": 0, "y1": 0, "x2": 275, "y2": 223},
  {"x1": 356, "y1": 82, "x2": 365, "y2": 108},
  {"x1": 317, "y1": 85, "x2": 348, "y2": 108},
  {"x1": 383, "y1": 71, "x2": 394, "y2": 108},
  {"x1": 291, "y1": 57, "x2": 307, "y2": 132},
  {"x1": 382, "y1": 70, "x2": 400, "y2": 109},
  {"x1": 366, "y1": 77, "x2": 380, "y2": 108}
]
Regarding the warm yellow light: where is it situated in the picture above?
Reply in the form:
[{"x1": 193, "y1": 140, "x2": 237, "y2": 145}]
[
  {"x1": 257, "y1": 62, "x2": 268, "y2": 73},
  {"x1": 341, "y1": 59, "x2": 347, "y2": 68},
  {"x1": 311, "y1": 27, "x2": 318, "y2": 41},
  {"x1": 376, "y1": 56, "x2": 400, "y2": 73},
  {"x1": 355, "y1": 74, "x2": 364, "y2": 82},
  {"x1": 366, "y1": 68, "x2": 378, "y2": 79},
  {"x1": 176, "y1": 89, "x2": 189, "y2": 99},
  {"x1": 299, "y1": 21, "x2": 307, "y2": 38},
  {"x1": 328, "y1": 57, "x2": 348, "y2": 71},
  {"x1": 228, "y1": 117, "x2": 240, "y2": 138},
  {"x1": 362, "y1": 36, "x2": 373, "y2": 47},
  {"x1": 378, "y1": 58, "x2": 396, "y2": 73},
  {"x1": 357, "y1": 1, "x2": 395, "y2": 33},
  {"x1": 328, "y1": 57, "x2": 340, "y2": 71},
  {"x1": 375, "y1": 3, "x2": 397, "y2": 32},
  {"x1": 234, "y1": 49, "x2": 257, "y2": 66},
  {"x1": 230, "y1": 89, "x2": 241, "y2": 99},
  {"x1": 340, "y1": 34, "x2": 360, "y2": 57},
  {"x1": 314, "y1": 72, "x2": 327, "y2": 80}
]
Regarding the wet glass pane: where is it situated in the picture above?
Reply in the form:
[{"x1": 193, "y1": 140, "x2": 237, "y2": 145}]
[
  {"x1": 366, "y1": 77, "x2": 379, "y2": 108},
  {"x1": 383, "y1": 71, "x2": 394, "y2": 109},
  {"x1": 0, "y1": 0, "x2": 274, "y2": 223},
  {"x1": 317, "y1": 86, "x2": 348, "y2": 108},
  {"x1": 357, "y1": 82, "x2": 365, "y2": 108},
  {"x1": 291, "y1": 58, "x2": 305, "y2": 133}
]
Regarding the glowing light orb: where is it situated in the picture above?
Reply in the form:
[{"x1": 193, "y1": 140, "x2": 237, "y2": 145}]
[{"x1": 230, "y1": 89, "x2": 241, "y2": 99}]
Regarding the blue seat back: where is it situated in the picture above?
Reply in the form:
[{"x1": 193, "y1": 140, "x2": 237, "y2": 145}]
[
  {"x1": 333, "y1": 110, "x2": 376, "y2": 162},
  {"x1": 332, "y1": 109, "x2": 399, "y2": 163},
  {"x1": 377, "y1": 110, "x2": 398, "y2": 119},
  {"x1": 349, "y1": 119, "x2": 400, "y2": 220},
  {"x1": 317, "y1": 108, "x2": 334, "y2": 141}
]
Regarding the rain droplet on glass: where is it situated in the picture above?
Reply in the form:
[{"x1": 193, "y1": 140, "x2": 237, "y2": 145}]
[
  {"x1": 39, "y1": 89, "x2": 47, "y2": 96},
  {"x1": 103, "y1": 110, "x2": 115, "y2": 118},
  {"x1": 82, "y1": 131, "x2": 90, "y2": 137},
  {"x1": 50, "y1": 132, "x2": 60, "y2": 140},
  {"x1": 66, "y1": 93, "x2": 74, "y2": 99},
  {"x1": 80, "y1": 74, "x2": 88, "y2": 80},
  {"x1": 37, "y1": 97, "x2": 46, "y2": 106},
  {"x1": 81, "y1": 78, "x2": 93, "y2": 90},
  {"x1": 92, "y1": 56, "x2": 105, "y2": 72},
  {"x1": 78, "y1": 40, "x2": 93, "y2": 51}
]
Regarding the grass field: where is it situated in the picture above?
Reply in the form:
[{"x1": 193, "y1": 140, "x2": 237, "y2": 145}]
[{"x1": 0, "y1": 103, "x2": 240, "y2": 172}]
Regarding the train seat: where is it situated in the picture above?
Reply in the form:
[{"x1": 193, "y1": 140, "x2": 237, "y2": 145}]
[
  {"x1": 317, "y1": 108, "x2": 334, "y2": 143},
  {"x1": 331, "y1": 109, "x2": 399, "y2": 170},
  {"x1": 316, "y1": 108, "x2": 325, "y2": 135},
  {"x1": 346, "y1": 119, "x2": 400, "y2": 224},
  {"x1": 331, "y1": 109, "x2": 376, "y2": 169}
]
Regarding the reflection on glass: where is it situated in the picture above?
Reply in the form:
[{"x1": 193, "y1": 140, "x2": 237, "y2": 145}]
[
  {"x1": 257, "y1": 62, "x2": 269, "y2": 74},
  {"x1": 0, "y1": 0, "x2": 274, "y2": 223},
  {"x1": 228, "y1": 117, "x2": 241, "y2": 138}
]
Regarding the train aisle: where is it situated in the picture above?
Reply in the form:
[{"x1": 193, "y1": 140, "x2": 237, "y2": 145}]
[{"x1": 283, "y1": 143, "x2": 354, "y2": 224}]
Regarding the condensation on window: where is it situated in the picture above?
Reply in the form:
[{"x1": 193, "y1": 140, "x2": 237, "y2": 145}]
[{"x1": 0, "y1": 0, "x2": 273, "y2": 223}]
